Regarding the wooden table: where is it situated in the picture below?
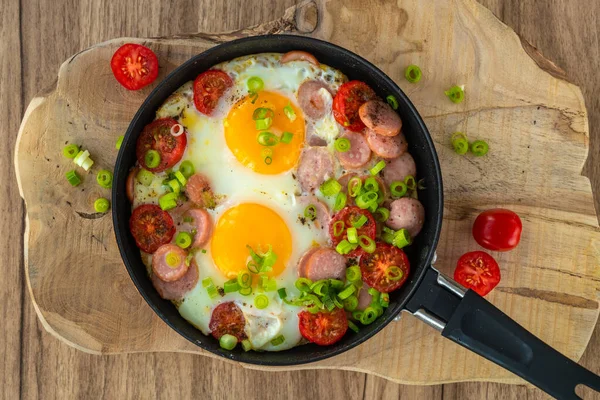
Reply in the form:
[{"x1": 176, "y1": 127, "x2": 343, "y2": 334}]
[{"x1": 3, "y1": 0, "x2": 599, "y2": 398}]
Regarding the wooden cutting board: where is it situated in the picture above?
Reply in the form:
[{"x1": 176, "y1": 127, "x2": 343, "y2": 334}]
[{"x1": 14, "y1": 0, "x2": 600, "y2": 385}]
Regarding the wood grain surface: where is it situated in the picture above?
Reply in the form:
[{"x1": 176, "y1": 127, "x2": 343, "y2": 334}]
[{"x1": 3, "y1": 0, "x2": 600, "y2": 399}]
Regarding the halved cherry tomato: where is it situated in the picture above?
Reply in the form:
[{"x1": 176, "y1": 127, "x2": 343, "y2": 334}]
[
  {"x1": 209, "y1": 302, "x2": 247, "y2": 341},
  {"x1": 298, "y1": 308, "x2": 348, "y2": 346},
  {"x1": 473, "y1": 209, "x2": 522, "y2": 252},
  {"x1": 136, "y1": 118, "x2": 187, "y2": 173},
  {"x1": 110, "y1": 43, "x2": 159, "y2": 90},
  {"x1": 454, "y1": 251, "x2": 500, "y2": 296},
  {"x1": 332, "y1": 80, "x2": 376, "y2": 132},
  {"x1": 329, "y1": 206, "x2": 376, "y2": 257},
  {"x1": 359, "y1": 242, "x2": 410, "y2": 293},
  {"x1": 129, "y1": 204, "x2": 175, "y2": 253},
  {"x1": 193, "y1": 70, "x2": 233, "y2": 115}
]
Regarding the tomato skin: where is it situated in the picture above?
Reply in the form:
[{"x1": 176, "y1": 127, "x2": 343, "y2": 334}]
[
  {"x1": 110, "y1": 43, "x2": 159, "y2": 90},
  {"x1": 360, "y1": 242, "x2": 410, "y2": 293},
  {"x1": 298, "y1": 308, "x2": 348, "y2": 346},
  {"x1": 332, "y1": 81, "x2": 376, "y2": 132},
  {"x1": 136, "y1": 118, "x2": 187, "y2": 173},
  {"x1": 454, "y1": 251, "x2": 500, "y2": 296},
  {"x1": 193, "y1": 70, "x2": 233, "y2": 115},
  {"x1": 209, "y1": 302, "x2": 247, "y2": 341},
  {"x1": 473, "y1": 209, "x2": 522, "y2": 252},
  {"x1": 329, "y1": 206, "x2": 377, "y2": 257},
  {"x1": 129, "y1": 204, "x2": 176, "y2": 253}
]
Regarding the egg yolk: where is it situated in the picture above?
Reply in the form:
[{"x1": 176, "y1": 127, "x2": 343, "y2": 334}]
[
  {"x1": 211, "y1": 203, "x2": 292, "y2": 278},
  {"x1": 224, "y1": 91, "x2": 305, "y2": 175}
]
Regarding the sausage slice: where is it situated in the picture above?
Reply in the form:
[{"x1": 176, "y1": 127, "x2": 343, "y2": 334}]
[
  {"x1": 303, "y1": 248, "x2": 346, "y2": 281},
  {"x1": 296, "y1": 147, "x2": 334, "y2": 192},
  {"x1": 298, "y1": 80, "x2": 332, "y2": 120},
  {"x1": 381, "y1": 152, "x2": 417, "y2": 188},
  {"x1": 386, "y1": 197, "x2": 425, "y2": 238},
  {"x1": 281, "y1": 50, "x2": 319, "y2": 66},
  {"x1": 152, "y1": 244, "x2": 189, "y2": 282},
  {"x1": 335, "y1": 131, "x2": 371, "y2": 169},
  {"x1": 365, "y1": 129, "x2": 408, "y2": 159},
  {"x1": 151, "y1": 259, "x2": 199, "y2": 300},
  {"x1": 358, "y1": 100, "x2": 402, "y2": 137},
  {"x1": 185, "y1": 173, "x2": 214, "y2": 208}
]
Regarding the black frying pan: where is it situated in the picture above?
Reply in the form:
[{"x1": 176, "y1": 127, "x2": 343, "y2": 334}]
[{"x1": 113, "y1": 35, "x2": 600, "y2": 399}]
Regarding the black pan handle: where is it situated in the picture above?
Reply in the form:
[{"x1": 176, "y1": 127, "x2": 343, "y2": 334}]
[{"x1": 405, "y1": 267, "x2": 600, "y2": 399}]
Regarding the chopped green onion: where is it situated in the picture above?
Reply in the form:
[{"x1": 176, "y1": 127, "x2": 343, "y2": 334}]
[
  {"x1": 257, "y1": 131, "x2": 279, "y2": 146},
  {"x1": 324, "y1": 297, "x2": 336, "y2": 311},
  {"x1": 374, "y1": 207, "x2": 390, "y2": 222},
  {"x1": 136, "y1": 169, "x2": 154, "y2": 186},
  {"x1": 175, "y1": 232, "x2": 192, "y2": 249},
  {"x1": 174, "y1": 170, "x2": 187, "y2": 186},
  {"x1": 184, "y1": 253, "x2": 194, "y2": 266},
  {"x1": 239, "y1": 287, "x2": 253, "y2": 296},
  {"x1": 311, "y1": 281, "x2": 327, "y2": 296},
  {"x1": 344, "y1": 296, "x2": 358, "y2": 311},
  {"x1": 260, "y1": 147, "x2": 273, "y2": 165},
  {"x1": 320, "y1": 179, "x2": 342, "y2": 196},
  {"x1": 348, "y1": 320, "x2": 360, "y2": 333},
  {"x1": 115, "y1": 135, "x2": 124, "y2": 150},
  {"x1": 202, "y1": 277, "x2": 213, "y2": 288},
  {"x1": 237, "y1": 271, "x2": 252, "y2": 289},
  {"x1": 367, "y1": 201, "x2": 378, "y2": 214},
  {"x1": 63, "y1": 144, "x2": 79, "y2": 159},
  {"x1": 346, "y1": 227, "x2": 358, "y2": 244},
  {"x1": 470, "y1": 140, "x2": 489, "y2": 156},
  {"x1": 281, "y1": 131, "x2": 294, "y2": 144},
  {"x1": 278, "y1": 288, "x2": 287, "y2": 299},
  {"x1": 370, "y1": 160, "x2": 386, "y2": 175},
  {"x1": 386, "y1": 266, "x2": 404, "y2": 281},
  {"x1": 404, "y1": 175, "x2": 416, "y2": 190},
  {"x1": 158, "y1": 192, "x2": 178, "y2": 211},
  {"x1": 445, "y1": 85, "x2": 465, "y2": 103},
  {"x1": 224, "y1": 278, "x2": 240, "y2": 293},
  {"x1": 241, "y1": 339, "x2": 252, "y2": 352},
  {"x1": 352, "y1": 311, "x2": 363, "y2": 321},
  {"x1": 167, "y1": 179, "x2": 181, "y2": 194},
  {"x1": 335, "y1": 239, "x2": 357, "y2": 255},
  {"x1": 247, "y1": 76, "x2": 264, "y2": 93},
  {"x1": 255, "y1": 117, "x2": 273, "y2": 130},
  {"x1": 295, "y1": 278, "x2": 313, "y2": 293},
  {"x1": 254, "y1": 294, "x2": 269, "y2": 309},
  {"x1": 219, "y1": 334, "x2": 238, "y2": 350},
  {"x1": 332, "y1": 220, "x2": 345, "y2": 237},
  {"x1": 351, "y1": 214, "x2": 368, "y2": 228},
  {"x1": 392, "y1": 228, "x2": 412, "y2": 249},
  {"x1": 94, "y1": 198, "x2": 110, "y2": 213},
  {"x1": 358, "y1": 235, "x2": 376, "y2": 253},
  {"x1": 270, "y1": 335, "x2": 285, "y2": 346},
  {"x1": 405, "y1": 65, "x2": 422, "y2": 83},
  {"x1": 333, "y1": 192, "x2": 347, "y2": 212},
  {"x1": 368, "y1": 287, "x2": 380, "y2": 301},
  {"x1": 334, "y1": 137, "x2": 351, "y2": 152},
  {"x1": 73, "y1": 149, "x2": 94, "y2": 171},
  {"x1": 355, "y1": 191, "x2": 378, "y2": 209},
  {"x1": 338, "y1": 284, "x2": 356, "y2": 300},
  {"x1": 333, "y1": 296, "x2": 344, "y2": 309},
  {"x1": 178, "y1": 161, "x2": 195, "y2": 178},
  {"x1": 386, "y1": 95, "x2": 399, "y2": 110},
  {"x1": 65, "y1": 170, "x2": 81, "y2": 186},
  {"x1": 144, "y1": 150, "x2": 161, "y2": 168},
  {"x1": 283, "y1": 103, "x2": 296, "y2": 121},
  {"x1": 206, "y1": 284, "x2": 220, "y2": 299},
  {"x1": 390, "y1": 181, "x2": 407, "y2": 197},
  {"x1": 360, "y1": 307, "x2": 378, "y2": 325},
  {"x1": 304, "y1": 205, "x2": 317, "y2": 221},
  {"x1": 252, "y1": 107, "x2": 274, "y2": 120},
  {"x1": 346, "y1": 266, "x2": 361, "y2": 282},
  {"x1": 451, "y1": 132, "x2": 469, "y2": 155},
  {"x1": 263, "y1": 277, "x2": 277, "y2": 292},
  {"x1": 363, "y1": 177, "x2": 379, "y2": 192},
  {"x1": 380, "y1": 293, "x2": 390, "y2": 308},
  {"x1": 348, "y1": 177, "x2": 362, "y2": 198},
  {"x1": 330, "y1": 279, "x2": 344, "y2": 290}
]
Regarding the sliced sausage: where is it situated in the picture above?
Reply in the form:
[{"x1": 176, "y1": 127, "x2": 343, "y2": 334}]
[
  {"x1": 365, "y1": 129, "x2": 408, "y2": 159},
  {"x1": 304, "y1": 248, "x2": 347, "y2": 281},
  {"x1": 281, "y1": 50, "x2": 319, "y2": 66},
  {"x1": 296, "y1": 147, "x2": 334, "y2": 192},
  {"x1": 386, "y1": 197, "x2": 425, "y2": 238},
  {"x1": 335, "y1": 131, "x2": 371, "y2": 169},
  {"x1": 356, "y1": 284, "x2": 373, "y2": 311},
  {"x1": 298, "y1": 81, "x2": 332, "y2": 120},
  {"x1": 152, "y1": 244, "x2": 189, "y2": 282},
  {"x1": 307, "y1": 134, "x2": 327, "y2": 146},
  {"x1": 185, "y1": 173, "x2": 214, "y2": 208},
  {"x1": 381, "y1": 152, "x2": 417, "y2": 188},
  {"x1": 297, "y1": 247, "x2": 320, "y2": 278},
  {"x1": 152, "y1": 258, "x2": 199, "y2": 300},
  {"x1": 184, "y1": 208, "x2": 212, "y2": 248},
  {"x1": 209, "y1": 302, "x2": 247, "y2": 341},
  {"x1": 358, "y1": 100, "x2": 402, "y2": 137},
  {"x1": 126, "y1": 168, "x2": 138, "y2": 203},
  {"x1": 296, "y1": 196, "x2": 331, "y2": 231}
]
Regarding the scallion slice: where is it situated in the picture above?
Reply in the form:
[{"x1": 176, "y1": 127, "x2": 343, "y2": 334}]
[
  {"x1": 270, "y1": 335, "x2": 285, "y2": 346},
  {"x1": 390, "y1": 181, "x2": 407, "y2": 197},
  {"x1": 333, "y1": 192, "x2": 347, "y2": 212},
  {"x1": 360, "y1": 307, "x2": 378, "y2": 325},
  {"x1": 346, "y1": 266, "x2": 361, "y2": 282},
  {"x1": 261, "y1": 147, "x2": 273, "y2": 165},
  {"x1": 470, "y1": 140, "x2": 489, "y2": 156},
  {"x1": 219, "y1": 334, "x2": 238, "y2": 350},
  {"x1": 386, "y1": 266, "x2": 404, "y2": 281},
  {"x1": 224, "y1": 279, "x2": 240, "y2": 293},
  {"x1": 254, "y1": 294, "x2": 269, "y2": 309},
  {"x1": 337, "y1": 284, "x2": 356, "y2": 300},
  {"x1": 115, "y1": 135, "x2": 124, "y2": 150},
  {"x1": 348, "y1": 176, "x2": 362, "y2": 198},
  {"x1": 346, "y1": 227, "x2": 358, "y2": 244},
  {"x1": 392, "y1": 228, "x2": 412, "y2": 249},
  {"x1": 73, "y1": 149, "x2": 94, "y2": 171},
  {"x1": 202, "y1": 277, "x2": 213, "y2": 288},
  {"x1": 374, "y1": 207, "x2": 390, "y2": 222},
  {"x1": 351, "y1": 214, "x2": 368, "y2": 228},
  {"x1": 247, "y1": 76, "x2": 264, "y2": 93},
  {"x1": 332, "y1": 220, "x2": 345, "y2": 237},
  {"x1": 237, "y1": 271, "x2": 252, "y2": 289},
  {"x1": 241, "y1": 339, "x2": 252, "y2": 352},
  {"x1": 370, "y1": 160, "x2": 386, "y2": 175},
  {"x1": 380, "y1": 293, "x2": 390, "y2": 308},
  {"x1": 355, "y1": 191, "x2": 378, "y2": 209},
  {"x1": 451, "y1": 132, "x2": 469, "y2": 155},
  {"x1": 94, "y1": 198, "x2": 110, "y2": 213},
  {"x1": 344, "y1": 295, "x2": 358, "y2": 311},
  {"x1": 136, "y1": 169, "x2": 154, "y2": 186},
  {"x1": 334, "y1": 137, "x2": 351, "y2": 152},
  {"x1": 445, "y1": 85, "x2": 465, "y2": 103},
  {"x1": 386, "y1": 95, "x2": 399, "y2": 110},
  {"x1": 144, "y1": 150, "x2": 161, "y2": 169},
  {"x1": 174, "y1": 170, "x2": 187, "y2": 186},
  {"x1": 404, "y1": 175, "x2": 416, "y2": 190},
  {"x1": 255, "y1": 117, "x2": 273, "y2": 130},
  {"x1": 278, "y1": 288, "x2": 287, "y2": 299},
  {"x1": 252, "y1": 107, "x2": 273, "y2": 120},
  {"x1": 239, "y1": 286, "x2": 253, "y2": 296},
  {"x1": 167, "y1": 179, "x2": 181, "y2": 194},
  {"x1": 65, "y1": 170, "x2": 81, "y2": 186},
  {"x1": 175, "y1": 232, "x2": 192, "y2": 249},
  {"x1": 405, "y1": 65, "x2": 422, "y2": 83},
  {"x1": 335, "y1": 239, "x2": 357, "y2": 255},
  {"x1": 283, "y1": 103, "x2": 296, "y2": 121},
  {"x1": 320, "y1": 179, "x2": 342, "y2": 197},
  {"x1": 96, "y1": 169, "x2": 113, "y2": 189},
  {"x1": 206, "y1": 284, "x2": 219, "y2": 299},
  {"x1": 178, "y1": 161, "x2": 195, "y2": 178},
  {"x1": 348, "y1": 320, "x2": 360, "y2": 333},
  {"x1": 281, "y1": 131, "x2": 294, "y2": 144},
  {"x1": 63, "y1": 144, "x2": 79, "y2": 159},
  {"x1": 363, "y1": 176, "x2": 379, "y2": 192},
  {"x1": 295, "y1": 277, "x2": 313, "y2": 293},
  {"x1": 257, "y1": 131, "x2": 279, "y2": 146},
  {"x1": 358, "y1": 235, "x2": 376, "y2": 253},
  {"x1": 158, "y1": 192, "x2": 178, "y2": 211},
  {"x1": 304, "y1": 205, "x2": 317, "y2": 221}
]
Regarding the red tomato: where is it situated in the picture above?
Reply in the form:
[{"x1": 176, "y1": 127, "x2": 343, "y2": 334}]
[
  {"x1": 193, "y1": 70, "x2": 233, "y2": 115},
  {"x1": 209, "y1": 302, "x2": 247, "y2": 341},
  {"x1": 359, "y1": 242, "x2": 410, "y2": 293},
  {"x1": 136, "y1": 118, "x2": 187, "y2": 173},
  {"x1": 110, "y1": 43, "x2": 159, "y2": 90},
  {"x1": 473, "y1": 209, "x2": 522, "y2": 252},
  {"x1": 329, "y1": 206, "x2": 376, "y2": 257},
  {"x1": 129, "y1": 204, "x2": 175, "y2": 253},
  {"x1": 332, "y1": 81, "x2": 376, "y2": 132},
  {"x1": 298, "y1": 308, "x2": 348, "y2": 346},
  {"x1": 454, "y1": 251, "x2": 500, "y2": 296}
]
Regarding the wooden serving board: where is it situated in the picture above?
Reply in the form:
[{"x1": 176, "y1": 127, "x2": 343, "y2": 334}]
[{"x1": 14, "y1": 0, "x2": 600, "y2": 385}]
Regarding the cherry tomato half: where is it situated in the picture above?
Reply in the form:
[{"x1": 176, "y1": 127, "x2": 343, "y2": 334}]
[
  {"x1": 110, "y1": 43, "x2": 159, "y2": 90},
  {"x1": 129, "y1": 204, "x2": 175, "y2": 253},
  {"x1": 360, "y1": 242, "x2": 410, "y2": 293},
  {"x1": 473, "y1": 208, "x2": 522, "y2": 252},
  {"x1": 454, "y1": 251, "x2": 500, "y2": 296},
  {"x1": 332, "y1": 81, "x2": 376, "y2": 132},
  {"x1": 136, "y1": 118, "x2": 187, "y2": 173},
  {"x1": 193, "y1": 70, "x2": 233, "y2": 115},
  {"x1": 298, "y1": 308, "x2": 348, "y2": 346}
]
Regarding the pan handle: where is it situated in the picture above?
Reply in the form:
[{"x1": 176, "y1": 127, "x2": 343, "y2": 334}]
[{"x1": 405, "y1": 267, "x2": 600, "y2": 399}]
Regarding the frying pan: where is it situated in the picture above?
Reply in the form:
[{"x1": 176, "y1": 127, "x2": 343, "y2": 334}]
[{"x1": 113, "y1": 35, "x2": 600, "y2": 399}]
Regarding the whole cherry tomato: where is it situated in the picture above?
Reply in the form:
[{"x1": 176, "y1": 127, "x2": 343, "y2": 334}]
[{"x1": 472, "y1": 209, "x2": 522, "y2": 252}]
